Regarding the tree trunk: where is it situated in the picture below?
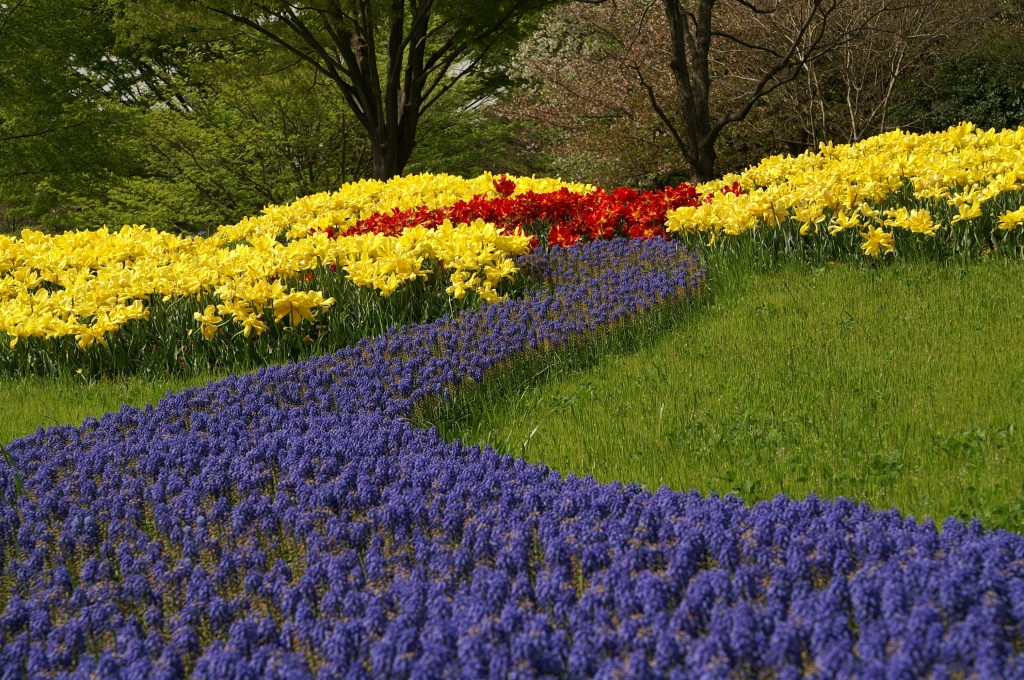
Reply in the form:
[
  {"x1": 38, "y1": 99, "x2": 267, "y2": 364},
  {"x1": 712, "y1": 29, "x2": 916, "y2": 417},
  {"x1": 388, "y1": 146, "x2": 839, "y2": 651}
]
[
  {"x1": 662, "y1": 0, "x2": 718, "y2": 182},
  {"x1": 370, "y1": 144, "x2": 399, "y2": 180},
  {"x1": 347, "y1": 2, "x2": 422, "y2": 181},
  {"x1": 369, "y1": 117, "x2": 419, "y2": 180},
  {"x1": 690, "y1": 141, "x2": 717, "y2": 184}
]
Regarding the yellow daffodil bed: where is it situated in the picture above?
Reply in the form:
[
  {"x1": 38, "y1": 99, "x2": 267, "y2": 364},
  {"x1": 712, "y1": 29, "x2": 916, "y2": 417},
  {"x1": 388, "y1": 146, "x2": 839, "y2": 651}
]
[
  {"x1": 0, "y1": 173, "x2": 586, "y2": 355},
  {"x1": 667, "y1": 123, "x2": 1024, "y2": 257}
]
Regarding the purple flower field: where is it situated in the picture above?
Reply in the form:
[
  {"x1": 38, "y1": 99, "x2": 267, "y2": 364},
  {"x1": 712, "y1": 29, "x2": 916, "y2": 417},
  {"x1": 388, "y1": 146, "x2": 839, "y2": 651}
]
[{"x1": 3, "y1": 239, "x2": 1024, "y2": 678}]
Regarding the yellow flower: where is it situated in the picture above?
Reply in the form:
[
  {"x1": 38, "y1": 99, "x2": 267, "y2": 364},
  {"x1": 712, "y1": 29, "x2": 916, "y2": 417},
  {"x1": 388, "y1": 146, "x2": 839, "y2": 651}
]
[
  {"x1": 904, "y1": 209, "x2": 938, "y2": 237},
  {"x1": 446, "y1": 274, "x2": 469, "y2": 299},
  {"x1": 663, "y1": 124, "x2": 1024, "y2": 256},
  {"x1": 828, "y1": 211, "x2": 860, "y2": 235},
  {"x1": 240, "y1": 314, "x2": 269, "y2": 338},
  {"x1": 193, "y1": 305, "x2": 222, "y2": 340},
  {"x1": 951, "y1": 199, "x2": 983, "y2": 224},
  {"x1": 947, "y1": 186, "x2": 980, "y2": 207},
  {"x1": 858, "y1": 203, "x2": 883, "y2": 224},
  {"x1": 73, "y1": 325, "x2": 108, "y2": 349},
  {"x1": 794, "y1": 204, "x2": 824, "y2": 234},
  {"x1": 883, "y1": 207, "x2": 910, "y2": 228},
  {"x1": 860, "y1": 224, "x2": 895, "y2": 258},
  {"x1": 272, "y1": 290, "x2": 334, "y2": 325},
  {"x1": 216, "y1": 299, "x2": 252, "y2": 321},
  {"x1": 998, "y1": 206, "x2": 1024, "y2": 231}
]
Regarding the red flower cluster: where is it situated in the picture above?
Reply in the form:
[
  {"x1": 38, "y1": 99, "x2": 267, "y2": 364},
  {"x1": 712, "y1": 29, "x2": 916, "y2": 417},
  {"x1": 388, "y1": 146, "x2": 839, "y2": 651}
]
[
  {"x1": 547, "y1": 183, "x2": 703, "y2": 247},
  {"x1": 492, "y1": 174, "x2": 517, "y2": 198},
  {"x1": 312, "y1": 175, "x2": 741, "y2": 249}
]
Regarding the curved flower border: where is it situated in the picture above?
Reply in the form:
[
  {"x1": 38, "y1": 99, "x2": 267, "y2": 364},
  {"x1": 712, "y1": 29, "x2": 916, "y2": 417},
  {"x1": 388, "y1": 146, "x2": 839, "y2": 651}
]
[{"x1": 2, "y1": 239, "x2": 1024, "y2": 678}]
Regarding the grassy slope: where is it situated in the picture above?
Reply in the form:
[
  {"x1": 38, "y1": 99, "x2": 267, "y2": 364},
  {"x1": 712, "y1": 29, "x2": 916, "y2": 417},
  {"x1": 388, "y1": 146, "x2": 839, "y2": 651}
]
[
  {"x1": 425, "y1": 257, "x2": 1024, "y2": 532},
  {"x1": 2, "y1": 373, "x2": 220, "y2": 444}
]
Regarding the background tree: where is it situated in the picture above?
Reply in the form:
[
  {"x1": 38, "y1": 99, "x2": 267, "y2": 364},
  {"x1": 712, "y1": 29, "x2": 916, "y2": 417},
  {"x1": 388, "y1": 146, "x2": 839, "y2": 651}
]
[
  {"x1": 78, "y1": 48, "x2": 376, "y2": 233},
  {"x1": 506, "y1": 0, "x2": 1023, "y2": 187},
  {"x1": 768, "y1": 0, "x2": 1009, "y2": 149},
  {"x1": 406, "y1": 69, "x2": 553, "y2": 179},
  {"x1": 0, "y1": 1, "x2": 378, "y2": 234},
  {"x1": 903, "y1": 1, "x2": 1024, "y2": 134},
  {"x1": 505, "y1": 0, "x2": 801, "y2": 187},
  {"x1": 0, "y1": 0, "x2": 143, "y2": 230},
  {"x1": 654, "y1": 0, "x2": 901, "y2": 182},
  {"x1": 124, "y1": 0, "x2": 557, "y2": 179},
  {"x1": 505, "y1": 1, "x2": 689, "y2": 188}
]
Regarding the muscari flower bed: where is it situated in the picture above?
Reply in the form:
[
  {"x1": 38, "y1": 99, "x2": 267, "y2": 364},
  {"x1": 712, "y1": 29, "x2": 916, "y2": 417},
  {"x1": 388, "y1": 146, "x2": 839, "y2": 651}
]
[{"x1": 3, "y1": 238, "x2": 1024, "y2": 679}]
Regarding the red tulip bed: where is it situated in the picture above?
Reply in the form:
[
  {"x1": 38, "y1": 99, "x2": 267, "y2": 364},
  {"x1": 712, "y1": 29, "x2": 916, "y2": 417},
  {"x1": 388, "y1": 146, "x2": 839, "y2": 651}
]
[{"x1": 316, "y1": 176, "x2": 740, "y2": 246}]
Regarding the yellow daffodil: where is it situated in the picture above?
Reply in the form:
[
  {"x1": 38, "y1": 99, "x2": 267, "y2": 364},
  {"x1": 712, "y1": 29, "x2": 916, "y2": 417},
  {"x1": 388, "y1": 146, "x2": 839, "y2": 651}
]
[
  {"x1": 998, "y1": 206, "x2": 1024, "y2": 231},
  {"x1": 828, "y1": 211, "x2": 860, "y2": 235},
  {"x1": 193, "y1": 305, "x2": 223, "y2": 340},
  {"x1": 240, "y1": 314, "x2": 269, "y2": 338},
  {"x1": 272, "y1": 291, "x2": 335, "y2": 325},
  {"x1": 904, "y1": 209, "x2": 938, "y2": 236},
  {"x1": 0, "y1": 173, "x2": 548, "y2": 348},
  {"x1": 951, "y1": 199, "x2": 984, "y2": 224},
  {"x1": 72, "y1": 323, "x2": 107, "y2": 349},
  {"x1": 861, "y1": 224, "x2": 895, "y2": 258},
  {"x1": 858, "y1": 203, "x2": 883, "y2": 224}
]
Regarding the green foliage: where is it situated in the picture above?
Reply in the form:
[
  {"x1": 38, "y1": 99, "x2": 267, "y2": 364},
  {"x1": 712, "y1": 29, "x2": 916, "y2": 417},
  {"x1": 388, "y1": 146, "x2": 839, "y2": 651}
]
[
  {"x1": 0, "y1": 0, "x2": 145, "y2": 228},
  {"x1": 419, "y1": 256, "x2": 1024, "y2": 534},
  {"x1": 0, "y1": 0, "x2": 376, "y2": 235},
  {"x1": 116, "y1": 0, "x2": 563, "y2": 178},
  {"x1": 81, "y1": 58, "x2": 373, "y2": 233},
  {"x1": 904, "y1": 27, "x2": 1024, "y2": 133},
  {"x1": 406, "y1": 72, "x2": 556, "y2": 179}
]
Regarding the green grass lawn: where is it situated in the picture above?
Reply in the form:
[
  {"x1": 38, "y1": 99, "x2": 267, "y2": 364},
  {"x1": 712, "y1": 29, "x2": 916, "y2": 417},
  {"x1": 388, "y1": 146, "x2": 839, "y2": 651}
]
[
  {"x1": 420, "y1": 257, "x2": 1024, "y2": 532},
  {"x1": 1, "y1": 373, "x2": 220, "y2": 444}
]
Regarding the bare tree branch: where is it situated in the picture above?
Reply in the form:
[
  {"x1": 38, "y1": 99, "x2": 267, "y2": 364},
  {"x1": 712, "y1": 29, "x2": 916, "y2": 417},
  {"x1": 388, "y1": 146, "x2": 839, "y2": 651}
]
[{"x1": 633, "y1": 64, "x2": 691, "y2": 163}]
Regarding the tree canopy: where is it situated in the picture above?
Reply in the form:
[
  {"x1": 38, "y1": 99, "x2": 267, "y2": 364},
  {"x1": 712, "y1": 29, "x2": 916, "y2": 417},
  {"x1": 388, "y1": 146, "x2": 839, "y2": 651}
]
[
  {"x1": 0, "y1": 0, "x2": 141, "y2": 225},
  {"x1": 122, "y1": 0, "x2": 558, "y2": 178}
]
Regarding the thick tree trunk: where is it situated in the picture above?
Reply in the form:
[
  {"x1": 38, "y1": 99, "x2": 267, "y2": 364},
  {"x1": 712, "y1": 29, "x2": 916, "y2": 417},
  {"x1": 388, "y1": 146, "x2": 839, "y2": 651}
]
[
  {"x1": 350, "y1": 1, "x2": 419, "y2": 181},
  {"x1": 659, "y1": 0, "x2": 837, "y2": 183},
  {"x1": 662, "y1": 0, "x2": 718, "y2": 182},
  {"x1": 690, "y1": 142, "x2": 716, "y2": 184},
  {"x1": 368, "y1": 118, "x2": 418, "y2": 180},
  {"x1": 370, "y1": 145, "x2": 399, "y2": 180}
]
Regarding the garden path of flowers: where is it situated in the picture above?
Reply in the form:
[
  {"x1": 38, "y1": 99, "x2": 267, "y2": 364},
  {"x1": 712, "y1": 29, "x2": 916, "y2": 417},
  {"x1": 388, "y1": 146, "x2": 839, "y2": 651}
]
[
  {"x1": 4, "y1": 240, "x2": 1024, "y2": 678},
  {"x1": 4, "y1": 126, "x2": 1024, "y2": 678}
]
